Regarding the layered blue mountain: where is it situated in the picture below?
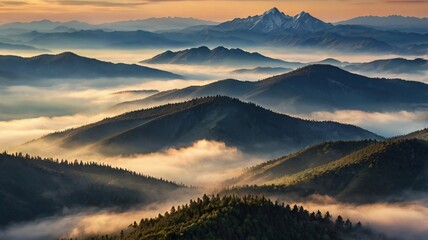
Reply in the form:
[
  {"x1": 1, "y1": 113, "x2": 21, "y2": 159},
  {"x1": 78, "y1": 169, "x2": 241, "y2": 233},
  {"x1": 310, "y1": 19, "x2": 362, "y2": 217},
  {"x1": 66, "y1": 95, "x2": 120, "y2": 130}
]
[
  {"x1": 3, "y1": 8, "x2": 427, "y2": 53},
  {"x1": 116, "y1": 65, "x2": 428, "y2": 114},
  {"x1": 0, "y1": 18, "x2": 217, "y2": 33},
  {"x1": 344, "y1": 58, "x2": 428, "y2": 75},
  {"x1": 141, "y1": 46, "x2": 298, "y2": 66},
  {"x1": 26, "y1": 30, "x2": 186, "y2": 48},
  {"x1": 337, "y1": 15, "x2": 428, "y2": 33},
  {"x1": 0, "y1": 52, "x2": 182, "y2": 84}
]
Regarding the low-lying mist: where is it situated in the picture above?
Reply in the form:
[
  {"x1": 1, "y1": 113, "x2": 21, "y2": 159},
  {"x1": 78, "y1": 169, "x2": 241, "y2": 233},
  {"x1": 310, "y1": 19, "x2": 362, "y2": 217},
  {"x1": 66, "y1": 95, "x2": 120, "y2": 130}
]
[
  {"x1": 288, "y1": 195, "x2": 428, "y2": 240},
  {"x1": 19, "y1": 139, "x2": 265, "y2": 187},
  {"x1": 296, "y1": 110, "x2": 428, "y2": 137},
  {"x1": 0, "y1": 194, "x2": 201, "y2": 240}
]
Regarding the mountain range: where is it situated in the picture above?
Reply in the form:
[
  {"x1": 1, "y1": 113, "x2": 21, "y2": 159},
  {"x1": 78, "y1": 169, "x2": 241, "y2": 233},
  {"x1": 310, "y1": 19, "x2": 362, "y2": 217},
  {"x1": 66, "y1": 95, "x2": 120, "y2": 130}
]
[
  {"x1": 0, "y1": 18, "x2": 217, "y2": 33},
  {"x1": 344, "y1": 58, "x2": 428, "y2": 75},
  {"x1": 209, "y1": 8, "x2": 332, "y2": 34},
  {"x1": 115, "y1": 65, "x2": 428, "y2": 114},
  {"x1": 224, "y1": 129, "x2": 428, "y2": 203},
  {"x1": 0, "y1": 52, "x2": 181, "y2": 85},
  {"x1": 337, "y1": 15, "x2": 428, "y2": 33},
  {"x1": 141, "y1": 46, "x2": 298, "y2": 67},
  {"x1": 0, "y1": 152, "x2": 185, "y2": 226},
  {"x1": 34, "y1": 96, "x2": 381, "y2": 157},
  {"x1": 2, "y1": 8, "x2": 427, "y2": 54}
]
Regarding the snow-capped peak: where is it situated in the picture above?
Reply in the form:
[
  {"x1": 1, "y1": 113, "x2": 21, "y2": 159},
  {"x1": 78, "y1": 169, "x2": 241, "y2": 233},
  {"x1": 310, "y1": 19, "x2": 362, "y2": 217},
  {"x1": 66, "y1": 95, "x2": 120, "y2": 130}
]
[{"x1": 263, "y1": 7, "x2": 282, "y2": 16}]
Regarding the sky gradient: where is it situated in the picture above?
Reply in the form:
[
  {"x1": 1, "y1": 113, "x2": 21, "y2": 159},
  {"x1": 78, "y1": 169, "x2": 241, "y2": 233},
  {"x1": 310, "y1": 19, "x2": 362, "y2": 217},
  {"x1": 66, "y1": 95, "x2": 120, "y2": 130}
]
[{"x1": 0, "y1": 0, "x2": 427, "y2": 24}]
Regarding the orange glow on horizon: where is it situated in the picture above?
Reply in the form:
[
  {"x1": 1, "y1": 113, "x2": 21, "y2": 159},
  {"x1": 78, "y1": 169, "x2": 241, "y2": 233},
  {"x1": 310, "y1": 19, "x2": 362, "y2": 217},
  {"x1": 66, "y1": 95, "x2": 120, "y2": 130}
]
[{"x1": 0, "y1": 0, "x2": 427, "y2": 24}]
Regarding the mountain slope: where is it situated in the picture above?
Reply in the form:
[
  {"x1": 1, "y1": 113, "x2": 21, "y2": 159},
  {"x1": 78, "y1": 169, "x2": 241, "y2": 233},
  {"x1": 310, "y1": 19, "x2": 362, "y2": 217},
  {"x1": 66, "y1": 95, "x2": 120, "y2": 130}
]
[
  {"x1": 344, "y1": 58, "x2": 428, "y2": 75},
  {"x1": 141, "y1": 46, "x2": 294, "y2": 66},
  {"x1": 0, "y1": 152, "x2": 184, "y2": 226},
  {"x1": 0, "y1": 52, "x2": 182, "y2": 83},
  {"x1": 395, "y1": 128, "x2": 428, "y2": 141},
  {"x1": 116, "y1": 64, "x2": 428, "y2": 114},
  {"x1": 36, "y1": 96, "x2": 381, "y2": 156},
  {"x1": 89, "y1": 195, "x2": 383, "y2": 240},
  {"x1": 227, "y1": 139, "x2": 428, "y2": 203},
  {"x1": 227, "y1": 140, "x2": 376, "y2": 186}
]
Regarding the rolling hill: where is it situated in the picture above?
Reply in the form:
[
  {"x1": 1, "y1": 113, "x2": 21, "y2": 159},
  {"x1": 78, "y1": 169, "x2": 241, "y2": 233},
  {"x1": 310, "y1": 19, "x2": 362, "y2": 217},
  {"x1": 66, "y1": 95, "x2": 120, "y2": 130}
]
[
  {"x1": 116, "y1": 64, "x2": 428, "y2": 114},
  {"x1": 0, "y1": 52, "x2": 182, "y2": 84},
  {"x1": 35, "y1": 96, "x2": 381, "y2": 157},
  {"x1": 0, "y1": 152, "x2": 185, "y2": 226},
  {"x1": 227, "y1": 140, "x2": 376, "y2": 186},
  {"x1": 88, "y1": 195, "x2": 384, "y2": 240},
  {"x1": 141, "y1": 46, "x2": 297, "y2": 67},
  {"x1": 344, "y1": 58, "x2": 428, "y2": 75},
  {"x1": 225, "y1": 138, "x2": 428, "y2": 203}
]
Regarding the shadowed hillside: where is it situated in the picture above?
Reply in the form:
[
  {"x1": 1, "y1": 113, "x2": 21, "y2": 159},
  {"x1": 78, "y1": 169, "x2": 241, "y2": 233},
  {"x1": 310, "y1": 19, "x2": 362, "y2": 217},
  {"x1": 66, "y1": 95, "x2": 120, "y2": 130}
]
[
  {"x1": 224, "y1": 138, "x2": 428, "y2": 203},
  {"x1": 36, "y1": 96, "x2": 381, "y2": 156},
  {"x1": 0, "y1": 152, "x2": 185, "y2": 226},
  {"x1": 117, "y1": 65, "x2": 428, "y2": 113}
]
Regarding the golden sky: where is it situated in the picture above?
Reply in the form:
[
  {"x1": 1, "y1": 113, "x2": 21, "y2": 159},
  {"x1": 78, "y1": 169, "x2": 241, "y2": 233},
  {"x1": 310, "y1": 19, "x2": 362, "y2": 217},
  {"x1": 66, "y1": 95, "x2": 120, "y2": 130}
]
[{"x1": 0, "y1": 0, "x2": 427, "y2": 24}]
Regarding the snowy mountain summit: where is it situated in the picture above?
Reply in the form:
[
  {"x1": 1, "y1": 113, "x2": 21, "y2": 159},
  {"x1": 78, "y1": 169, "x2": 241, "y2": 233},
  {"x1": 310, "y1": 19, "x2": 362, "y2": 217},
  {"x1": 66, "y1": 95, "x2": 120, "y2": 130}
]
[{"x1": 214, "y1": 7, "x2": 332, "y2": 33}]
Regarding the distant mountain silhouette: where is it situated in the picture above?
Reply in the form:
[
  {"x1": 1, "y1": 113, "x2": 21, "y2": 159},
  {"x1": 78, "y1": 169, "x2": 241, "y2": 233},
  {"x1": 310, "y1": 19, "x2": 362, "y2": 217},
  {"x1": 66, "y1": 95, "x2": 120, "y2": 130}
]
[
  {"x1": 0, "y1": 41, "x2": 44, "y2": 51},
  {"x1": 0, "y1": 18, "x2": 217, "y2": 33},
  {"x1": 141, "y1": 46, "x2": 297, "y2": 66},
  {"x1": 211, "y1": 7, "x2": 332, "y2": 33},
  {"x1": 98, "y1": 17, "x2": 218, "y2": 32},
  {"x1": 0, "y1": 52, "x2": 182, "y2": 84},
  {"x1": 27, "y1": 30, "x2": 186, "y2": 48},
  {"x1": 0, "y1": 152, "x2": 184, "y2": 226},
  {"x1": 337, "y1": 15, "x2": 428, "y2": 33},
  {"x1": 36, "y1": 96, "x2": 381, "y2": 156},
  {"x1": 344, "y1": 58, "x2": 428, "y2": 75},
  {"x1": 231, "y1": 66, "x2": 292, "y2": 74},
  {"x1": 116, "y1": 65, "x2": 428, "y2": 114}
]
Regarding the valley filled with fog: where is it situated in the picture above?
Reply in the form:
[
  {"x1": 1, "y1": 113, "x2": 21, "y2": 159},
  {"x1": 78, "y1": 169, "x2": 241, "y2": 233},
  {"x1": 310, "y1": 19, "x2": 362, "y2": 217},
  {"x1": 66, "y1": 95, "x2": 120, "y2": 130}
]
[{"x1": 0, "y1": 5, "x2": 428, "y2": 240}]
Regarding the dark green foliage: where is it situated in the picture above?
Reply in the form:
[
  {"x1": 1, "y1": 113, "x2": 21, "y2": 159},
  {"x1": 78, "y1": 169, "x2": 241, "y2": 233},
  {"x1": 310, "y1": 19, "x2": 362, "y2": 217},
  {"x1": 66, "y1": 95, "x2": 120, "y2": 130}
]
[
  {"x1": 37, "y1": 96, "x2": 381, "y2": 156},
  {"x1": 224, "y1": 139, "x2": 428, "y2": 203},
  {"x1": 0, "y1": 152, "x2": 185, "y2": 226},
  {"x1": 85, "y1": 195, "x2": 385, "y2": 240},
  {"x1": 227, "y1": 140, "x2": 376, "y2": 185},
  {"x1": 394, "y1": 128, "x2": 428, "y2": 141}
]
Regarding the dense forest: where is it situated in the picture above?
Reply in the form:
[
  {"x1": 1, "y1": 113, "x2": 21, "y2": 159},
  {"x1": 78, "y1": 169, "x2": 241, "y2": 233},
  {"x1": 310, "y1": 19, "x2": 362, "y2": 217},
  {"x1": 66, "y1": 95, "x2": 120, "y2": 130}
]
[
  {"x1": 82, "y1": 195, "x2": 387, "y2": 240},
  {"x1": 0, "y1": 152, "x2": 186, "y2": 225},
  {"x1": 223, "y1": 139, "x2": 428, "y2": 203}
]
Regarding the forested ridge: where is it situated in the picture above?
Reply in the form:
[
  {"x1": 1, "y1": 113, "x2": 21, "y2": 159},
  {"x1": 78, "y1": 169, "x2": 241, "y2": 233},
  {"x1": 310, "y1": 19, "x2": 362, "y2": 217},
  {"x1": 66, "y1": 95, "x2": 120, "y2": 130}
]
[{"x1": 82, "y1": 195, "x2": 387, "y2": 240}]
